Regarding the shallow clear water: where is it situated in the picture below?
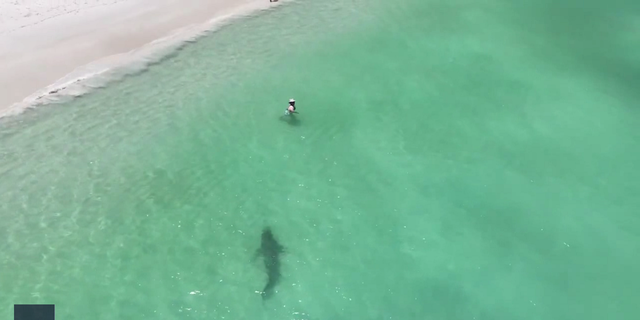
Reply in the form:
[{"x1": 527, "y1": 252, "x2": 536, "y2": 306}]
[{"x1": 1, "y1": 0, "x2": 639, "y2": 319}]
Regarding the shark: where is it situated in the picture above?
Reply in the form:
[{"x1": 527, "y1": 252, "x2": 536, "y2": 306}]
[{"x1": 255, "y1": 226, "x2": 285, "y2": 300}]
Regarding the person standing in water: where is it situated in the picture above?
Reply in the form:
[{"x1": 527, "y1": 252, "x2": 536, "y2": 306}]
[{"x1": 286, "y1": 99, "x2": 297, "y2": 115}]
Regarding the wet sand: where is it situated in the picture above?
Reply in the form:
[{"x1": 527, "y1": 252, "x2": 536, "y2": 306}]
[{"x1": 0, "y1": 0, "x2": 271, "y2": 115}]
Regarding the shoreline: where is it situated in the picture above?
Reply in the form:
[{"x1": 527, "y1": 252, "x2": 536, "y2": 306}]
[{"x1": 0, "y1": 0, "x2": 281, "y2": 118}]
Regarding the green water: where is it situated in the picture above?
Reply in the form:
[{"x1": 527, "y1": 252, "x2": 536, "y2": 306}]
[{"x1": 1, "y1": 0, "x2": 639, "y2": 319}]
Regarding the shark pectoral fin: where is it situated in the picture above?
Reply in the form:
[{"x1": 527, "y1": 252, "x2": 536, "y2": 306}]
[{"x1": 251, "y1": 249, "x2": 262, "y2": 262}]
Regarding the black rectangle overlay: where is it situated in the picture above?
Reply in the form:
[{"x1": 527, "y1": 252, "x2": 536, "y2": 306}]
[{"x1": 14, "y1": 304, "x2": 55, "y2": 320}]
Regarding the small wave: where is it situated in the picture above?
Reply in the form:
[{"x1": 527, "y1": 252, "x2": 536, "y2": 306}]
[{"x1": 0, "y1": 0, "x2": 287, "y2": 119}]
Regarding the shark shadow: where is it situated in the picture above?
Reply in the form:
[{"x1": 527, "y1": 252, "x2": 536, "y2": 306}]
[{"x1": 254, "y1": 226, "x2": 286, "y2": 301}]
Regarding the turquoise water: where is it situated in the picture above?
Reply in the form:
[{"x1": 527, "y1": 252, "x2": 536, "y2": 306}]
[{"x1": 1, "y1": 0, "x2": 639, "y2": 319}]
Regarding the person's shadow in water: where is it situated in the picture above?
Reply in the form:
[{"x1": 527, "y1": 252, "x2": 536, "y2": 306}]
[{"x1": 279, "y1": 114, "x2": 301, "y2": 126}]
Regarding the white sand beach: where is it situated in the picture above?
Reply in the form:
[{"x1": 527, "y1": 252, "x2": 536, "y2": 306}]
[{"x1": 0, "y1": 0, "x2": 274, "y2": 115}]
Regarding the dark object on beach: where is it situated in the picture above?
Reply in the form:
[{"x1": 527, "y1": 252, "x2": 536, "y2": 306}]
[
  {"x1": 255, "y1": 227, "x2": 285, "y2": 300},
  {"x1": 270, "y1": 0, "x2": 278, "y2": 2}
]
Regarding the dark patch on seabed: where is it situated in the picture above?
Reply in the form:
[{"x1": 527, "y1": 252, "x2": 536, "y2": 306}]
[{"x1": 506, "y1": 0, "x2": 640, "y2": 101}]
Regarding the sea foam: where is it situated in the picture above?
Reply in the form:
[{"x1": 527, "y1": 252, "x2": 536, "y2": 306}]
[{"x1": 1, "y1": 0, "x2": 286, "y2": 119}]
